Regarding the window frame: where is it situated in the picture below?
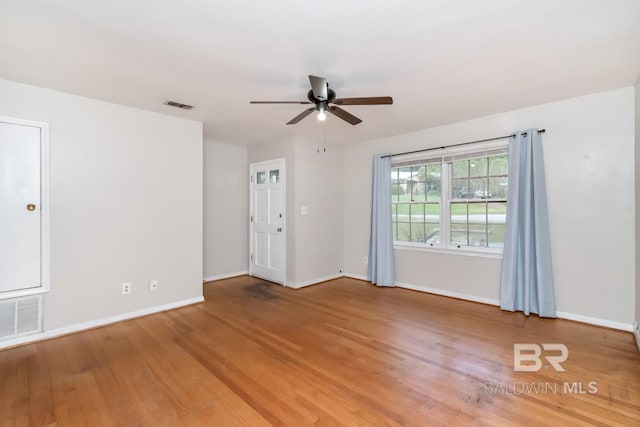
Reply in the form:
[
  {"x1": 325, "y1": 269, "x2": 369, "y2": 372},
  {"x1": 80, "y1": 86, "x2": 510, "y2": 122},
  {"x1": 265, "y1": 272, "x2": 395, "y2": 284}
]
[{"x1": 391, "y1": 139, "x2": 509, "y2": 257}]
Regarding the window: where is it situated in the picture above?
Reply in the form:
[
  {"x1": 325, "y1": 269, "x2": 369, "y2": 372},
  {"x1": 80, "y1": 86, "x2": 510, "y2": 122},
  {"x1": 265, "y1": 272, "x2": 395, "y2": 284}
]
[{"x1": 391, "y1": 145, "x2": 508, "y2": 253}]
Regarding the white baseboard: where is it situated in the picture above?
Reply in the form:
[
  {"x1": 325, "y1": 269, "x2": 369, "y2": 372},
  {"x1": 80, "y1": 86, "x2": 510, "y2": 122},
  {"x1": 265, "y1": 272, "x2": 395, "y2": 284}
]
[
  {"x1": 0, "y1": 296, "x2": 204, "y2": 350},
  {"x1": 634, "y1": 322, "x2": 640, "y2": 353},
  {"x1": 287, "y1": 273, "x2": 343, "y2": 289},
  {"x1": 555, "y1": 311, "x2": 634, "y2": 332},
  {"x1": 396, "y1": 281, "x2": 501, "y2": 306},
  {"x1": 343, "y1": 273, "x2": 500, "y2": 307},
  {"x1": 344, "y1": 273, "x2": 368, "y2": 281},
  {"x1": 343, "y1": 272, "x2": 634, "y2": 332},
  {"x1": 203, "y1": 271, "x2": 248, "y2": 282},
  {"x1": 396, "y1": 281, "x2": 634, "y2": 331}
]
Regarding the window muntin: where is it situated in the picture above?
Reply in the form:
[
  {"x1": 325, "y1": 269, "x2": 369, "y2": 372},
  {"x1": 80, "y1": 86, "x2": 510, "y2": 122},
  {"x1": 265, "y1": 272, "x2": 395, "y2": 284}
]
[{"x1": 391, "y1": 149, "x2": 508, "y2": 253}]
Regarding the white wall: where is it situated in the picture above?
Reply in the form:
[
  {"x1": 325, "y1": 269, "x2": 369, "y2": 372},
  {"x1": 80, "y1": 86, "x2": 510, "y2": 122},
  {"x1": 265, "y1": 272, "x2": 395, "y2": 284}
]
[
  {"x1": 293, "y1": 137, "x2": 344, "y2": 285},
  {"x1": 203, "y1": 140, "x2": 248, "y2": 280},
  {"x1": 0, "y1": 78, "x2": 203, "y2": 331},
  {"x1": 247, "y1": 136, "x2": 344, "y2": 287},
  {"x1": 344, "y1": 87, "x2": 636, "y2": 327},
  {"x1": 635, "y1": 75, "x2": 640, "y2": 340}
]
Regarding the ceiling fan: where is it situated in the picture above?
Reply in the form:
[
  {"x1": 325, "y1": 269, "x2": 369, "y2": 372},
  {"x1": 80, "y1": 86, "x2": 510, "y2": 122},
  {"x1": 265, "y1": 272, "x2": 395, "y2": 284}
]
[{"x1": 250, "y1": 75, "x2": 393, "y2": 126}]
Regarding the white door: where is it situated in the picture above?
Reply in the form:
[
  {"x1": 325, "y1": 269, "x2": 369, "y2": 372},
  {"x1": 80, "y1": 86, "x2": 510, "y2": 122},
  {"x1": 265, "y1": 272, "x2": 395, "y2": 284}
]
[
  {"x1": 0, "y1": 119, "x2": 47, "y2": 294},
  {"x1": 250, "y1": 159, "x2": 285, "y2": 284}
]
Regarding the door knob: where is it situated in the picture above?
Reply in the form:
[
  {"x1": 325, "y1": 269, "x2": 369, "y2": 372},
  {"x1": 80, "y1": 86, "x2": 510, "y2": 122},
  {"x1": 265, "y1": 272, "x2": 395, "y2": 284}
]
[
  {"x1": 26, "y1": 204, "x2": 36, "y2": 211},
  {"x1": 277, "y1": 227, "x2": 283, "y2": 232}
]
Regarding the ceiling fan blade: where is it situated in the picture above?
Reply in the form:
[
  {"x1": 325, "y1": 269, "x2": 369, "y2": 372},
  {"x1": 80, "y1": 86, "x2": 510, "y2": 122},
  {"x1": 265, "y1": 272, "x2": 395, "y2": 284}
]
[
  {"x1": 286, "y1": 107, "x2": 316, "y2": 125},
  {"x1": 309, "y1": 75, "x2": 328, "y2": 100},
  {"x1": 250, "y1": 101, "x2": 312, "y2": 104},
  {"x1": 333, "y1": 96, "x2": 393, "y2": 105},
  {"x1": 328, "y1": 106, "x2": 362, "y2": 125}
]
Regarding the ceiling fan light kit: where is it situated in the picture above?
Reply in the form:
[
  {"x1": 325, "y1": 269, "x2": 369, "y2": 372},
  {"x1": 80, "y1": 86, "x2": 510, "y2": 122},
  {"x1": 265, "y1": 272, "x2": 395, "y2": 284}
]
[{"x1": 250, "y1": 75, "x2": 393, "y2": 126}]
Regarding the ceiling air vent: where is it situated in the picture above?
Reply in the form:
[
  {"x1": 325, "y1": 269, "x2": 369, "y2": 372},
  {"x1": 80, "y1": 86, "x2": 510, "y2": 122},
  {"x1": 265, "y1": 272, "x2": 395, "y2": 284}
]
[{"x1": 164, "y1": 100, "x2": 194, "y2": 110}]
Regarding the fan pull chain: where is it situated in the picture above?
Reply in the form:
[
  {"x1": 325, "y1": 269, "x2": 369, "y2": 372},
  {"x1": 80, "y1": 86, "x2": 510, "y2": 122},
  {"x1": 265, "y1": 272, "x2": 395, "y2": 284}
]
[
  {"x1": 323, "y1": 121, "x2": 327, "y2": 152},
  {"x1": 316, "y1": 119, "x2": 320, "y2": 153}
]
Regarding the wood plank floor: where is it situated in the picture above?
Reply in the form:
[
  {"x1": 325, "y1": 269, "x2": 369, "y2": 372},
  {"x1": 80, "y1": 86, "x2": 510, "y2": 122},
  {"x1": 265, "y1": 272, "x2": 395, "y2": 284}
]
[{"x1": 1, "y1": 276, "x2": 640, "y2": 426}]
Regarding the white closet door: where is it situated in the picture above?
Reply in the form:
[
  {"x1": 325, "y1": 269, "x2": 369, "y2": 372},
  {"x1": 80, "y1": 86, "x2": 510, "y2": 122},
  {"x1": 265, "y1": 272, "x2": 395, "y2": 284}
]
[{"x1": 0, "y1": 121, "x2": 42, "y2": 293}]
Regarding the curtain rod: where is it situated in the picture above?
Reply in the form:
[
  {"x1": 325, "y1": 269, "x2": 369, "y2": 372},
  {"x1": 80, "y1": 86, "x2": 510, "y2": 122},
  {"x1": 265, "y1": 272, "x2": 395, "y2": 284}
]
[{"x1": 381, "y1": 129, "x2": 546, "y2": 158}]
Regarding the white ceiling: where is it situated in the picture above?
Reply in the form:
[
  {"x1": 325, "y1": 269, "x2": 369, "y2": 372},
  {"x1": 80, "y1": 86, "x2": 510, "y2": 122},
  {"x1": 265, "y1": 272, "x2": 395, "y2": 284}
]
[{"x1": 1, "y1": 0, "x2": 640, "y2": 146}]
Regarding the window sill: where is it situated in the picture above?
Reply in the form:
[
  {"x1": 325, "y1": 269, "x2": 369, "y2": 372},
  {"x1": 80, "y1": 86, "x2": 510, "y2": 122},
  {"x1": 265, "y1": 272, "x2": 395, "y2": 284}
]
[
  {"x1": 0, "y1": 287, "x2": 49, "y2": 301},
  {"x1": 393, "y1": 242, "x2": 503, "y2": 259}
]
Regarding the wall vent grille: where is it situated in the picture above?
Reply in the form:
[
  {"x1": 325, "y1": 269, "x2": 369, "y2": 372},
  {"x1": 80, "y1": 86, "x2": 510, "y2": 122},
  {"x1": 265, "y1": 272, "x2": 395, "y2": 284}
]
[{"x1": 0, "y1": 295, "x2": 42, "y2": 340}]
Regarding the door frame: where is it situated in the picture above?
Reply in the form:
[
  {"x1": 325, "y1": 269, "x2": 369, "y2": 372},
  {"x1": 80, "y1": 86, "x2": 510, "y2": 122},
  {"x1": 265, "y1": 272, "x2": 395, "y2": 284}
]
[
  {"x1": 249, "y1": 158, "x2": 286, "y2": 285},
  {"x1": 0, "y1": 115, "x2": 50, "y2": 299}
]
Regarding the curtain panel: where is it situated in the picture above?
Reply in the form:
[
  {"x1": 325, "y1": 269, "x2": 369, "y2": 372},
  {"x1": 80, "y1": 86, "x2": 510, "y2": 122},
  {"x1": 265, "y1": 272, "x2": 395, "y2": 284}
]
[
  {"x1": 500, "y1": 129, "x2": 556, "y2": 317},
  {"x1": 368, "y1": 154, "x2": 396, "y2": 287}
]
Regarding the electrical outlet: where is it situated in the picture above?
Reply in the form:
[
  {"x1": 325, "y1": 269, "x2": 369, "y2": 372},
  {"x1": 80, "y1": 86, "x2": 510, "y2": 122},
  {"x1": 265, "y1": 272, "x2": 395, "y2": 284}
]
[
  {"x1": 363, "y1": 256, "x2": 368, "y2": 264},
  {"x1": 122, "y1": 282, "x2": 132, "y2": 295},
  {"x1": 149, "y1": 280, "x2": 158, "y2": 292}
]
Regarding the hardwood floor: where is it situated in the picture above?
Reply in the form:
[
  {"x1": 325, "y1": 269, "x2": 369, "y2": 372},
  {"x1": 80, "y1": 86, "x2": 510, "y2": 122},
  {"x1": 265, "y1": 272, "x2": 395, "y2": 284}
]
[{"x1": 1, "y1": 276, "x2": 639, "y2": 426}]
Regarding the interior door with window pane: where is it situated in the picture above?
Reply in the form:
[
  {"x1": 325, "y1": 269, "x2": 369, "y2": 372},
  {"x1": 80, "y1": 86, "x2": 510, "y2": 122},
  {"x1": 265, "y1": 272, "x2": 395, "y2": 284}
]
[{"x1": 250, "y1": 159, "x2": 285, "y2": 284}]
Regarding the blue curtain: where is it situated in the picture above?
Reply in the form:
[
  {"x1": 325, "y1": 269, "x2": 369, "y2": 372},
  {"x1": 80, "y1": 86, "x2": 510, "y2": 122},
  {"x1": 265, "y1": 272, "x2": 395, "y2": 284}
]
[
  {"x1": 500, "y1": 129, "x2": 556, "y2": 317},
  {"x1": 368, "y1": 154, "x2": 396, "y2": 287}
]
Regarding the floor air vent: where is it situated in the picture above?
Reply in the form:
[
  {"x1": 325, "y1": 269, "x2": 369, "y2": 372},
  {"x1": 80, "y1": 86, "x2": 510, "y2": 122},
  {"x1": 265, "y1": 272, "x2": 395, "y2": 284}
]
[{"x1": 0, "y1": 295, "x2": 43, "y2": 340}]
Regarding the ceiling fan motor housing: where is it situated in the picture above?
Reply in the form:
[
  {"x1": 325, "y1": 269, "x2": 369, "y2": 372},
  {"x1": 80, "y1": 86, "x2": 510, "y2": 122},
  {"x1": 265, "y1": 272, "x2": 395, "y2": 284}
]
[{"x1": 308, "y1": 88, "x2": 336, "y2": 112}]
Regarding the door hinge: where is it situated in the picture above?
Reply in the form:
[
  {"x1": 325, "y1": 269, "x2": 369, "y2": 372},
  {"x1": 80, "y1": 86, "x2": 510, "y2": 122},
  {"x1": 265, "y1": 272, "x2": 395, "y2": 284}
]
[
  {"x1": 250, "y1": 175, "x2": 253, "y2": 183},
  {"x1": 250, "y1": 254, "x2": 253, "y2": 262},
  {"x1": 250, "y1": 215, "x2": 253, "y2": 222}
]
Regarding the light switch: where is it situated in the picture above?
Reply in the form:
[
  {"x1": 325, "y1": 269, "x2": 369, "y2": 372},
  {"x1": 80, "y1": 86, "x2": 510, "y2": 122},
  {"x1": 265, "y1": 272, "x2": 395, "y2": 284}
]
[{"x1": 301, "y1": 206, "x2": 308, "y2": 215}]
